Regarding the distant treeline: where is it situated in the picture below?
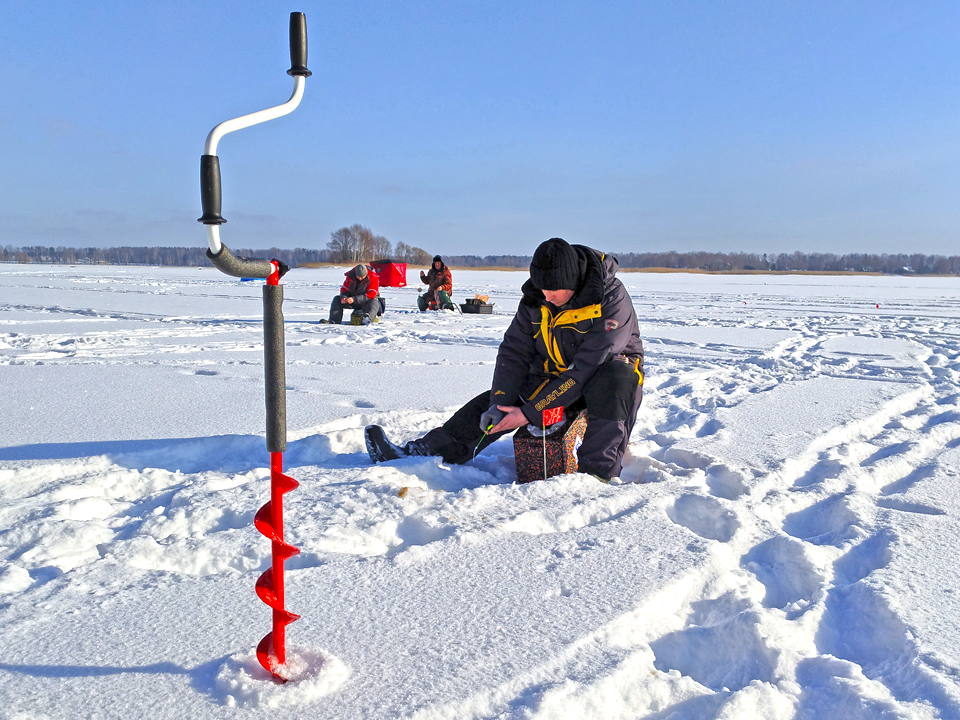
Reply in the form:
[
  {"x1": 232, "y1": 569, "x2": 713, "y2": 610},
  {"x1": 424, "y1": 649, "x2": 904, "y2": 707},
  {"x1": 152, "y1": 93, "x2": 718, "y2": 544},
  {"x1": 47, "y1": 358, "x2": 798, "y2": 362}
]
[
  {"x1": 2, "y1": 245, "x2": 959, "y2": 275},
  {"x1": 437, "y1": 251, "x2": 960, "y2": 275},
  {"x1": 0, "y1": 245, "x2": 334, "y2": 267}
]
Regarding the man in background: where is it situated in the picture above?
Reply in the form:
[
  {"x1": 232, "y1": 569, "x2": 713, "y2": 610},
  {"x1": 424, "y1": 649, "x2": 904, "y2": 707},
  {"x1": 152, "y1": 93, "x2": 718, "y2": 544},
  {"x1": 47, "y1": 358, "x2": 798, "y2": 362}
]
[
  {"x1": 323, "y1": 263, "x2": 380, "y2": 325},
  {"x1": 418, "y1": 255, "x2": 455, "y2": 311}
]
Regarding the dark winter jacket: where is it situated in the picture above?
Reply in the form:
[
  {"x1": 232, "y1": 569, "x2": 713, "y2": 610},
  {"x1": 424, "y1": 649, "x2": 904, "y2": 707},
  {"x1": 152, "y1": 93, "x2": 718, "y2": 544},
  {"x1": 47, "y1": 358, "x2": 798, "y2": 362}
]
[
  {"x1": 490, "y1": 245, "x2": 643, "y2": 425},
  {"x1": 339, "y1": 266, "x2": 380, "y2": 304},
  {"x1": 420, "y1": 264, "x2": 453, "y2": 295}
]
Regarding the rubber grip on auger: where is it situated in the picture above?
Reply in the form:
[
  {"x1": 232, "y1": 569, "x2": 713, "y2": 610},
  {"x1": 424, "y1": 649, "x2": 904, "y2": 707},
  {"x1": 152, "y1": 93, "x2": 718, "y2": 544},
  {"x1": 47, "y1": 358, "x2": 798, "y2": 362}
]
[
  {"x1": 263, "y1": 284, "x2": 287, "y2": 453},
  {"x1": 287, "y1": 12, "x2": 311, "y2": 77},
  {"x1": 198, "y1": 155, "x2": 226, "y2": 225},
  {"x1": 206, "y1": 243, "x2": 275, "y2": 279}
]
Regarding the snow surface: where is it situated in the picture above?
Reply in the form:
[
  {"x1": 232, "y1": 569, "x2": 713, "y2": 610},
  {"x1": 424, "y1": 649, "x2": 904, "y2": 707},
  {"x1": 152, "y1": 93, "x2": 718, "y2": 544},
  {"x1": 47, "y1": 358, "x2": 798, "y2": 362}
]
[{"x1": 1, "y1": 264, "x2": 959, "y2": 719}]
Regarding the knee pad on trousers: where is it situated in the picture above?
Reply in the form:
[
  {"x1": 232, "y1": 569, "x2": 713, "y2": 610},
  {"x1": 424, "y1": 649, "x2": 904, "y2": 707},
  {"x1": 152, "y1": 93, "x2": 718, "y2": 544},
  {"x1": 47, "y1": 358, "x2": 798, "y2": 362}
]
[{"x1": 583, "y1": 359, "x2": 641, "y2": 422}]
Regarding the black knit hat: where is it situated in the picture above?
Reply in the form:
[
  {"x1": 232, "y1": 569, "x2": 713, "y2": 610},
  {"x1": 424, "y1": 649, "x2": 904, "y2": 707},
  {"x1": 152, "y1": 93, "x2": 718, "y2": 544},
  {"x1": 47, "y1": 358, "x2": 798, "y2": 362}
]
[
  {"x1": 433, "y1": 255, "x2": 443, "y2": 264},
  {"x1": 354, "y1": 263, "x2": 368, "y2": 278},
  {"x1": 529, "y1": 238, "x2": 579, "y2": 291}
]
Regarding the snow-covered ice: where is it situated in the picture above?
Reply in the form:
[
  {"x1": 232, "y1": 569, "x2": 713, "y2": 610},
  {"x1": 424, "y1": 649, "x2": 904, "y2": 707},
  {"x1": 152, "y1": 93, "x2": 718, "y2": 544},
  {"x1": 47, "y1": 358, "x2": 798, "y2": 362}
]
[{"x1": 1, "y1": 264, "x2": 959, "y2": 719}]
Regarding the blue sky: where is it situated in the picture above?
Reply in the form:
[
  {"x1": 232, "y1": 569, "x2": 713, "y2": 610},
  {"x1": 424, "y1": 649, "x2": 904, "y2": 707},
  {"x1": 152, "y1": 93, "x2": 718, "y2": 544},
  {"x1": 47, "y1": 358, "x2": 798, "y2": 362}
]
[{"x1": 1, "y1": 1, "x2": 958, "y2": 257}]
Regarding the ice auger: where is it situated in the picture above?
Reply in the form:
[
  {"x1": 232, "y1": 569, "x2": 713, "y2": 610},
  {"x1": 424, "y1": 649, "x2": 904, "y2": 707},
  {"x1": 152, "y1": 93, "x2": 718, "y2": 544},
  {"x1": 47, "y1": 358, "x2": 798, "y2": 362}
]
[{"x1": 197, "y1": 12, "x2": 311, "y2": 681}]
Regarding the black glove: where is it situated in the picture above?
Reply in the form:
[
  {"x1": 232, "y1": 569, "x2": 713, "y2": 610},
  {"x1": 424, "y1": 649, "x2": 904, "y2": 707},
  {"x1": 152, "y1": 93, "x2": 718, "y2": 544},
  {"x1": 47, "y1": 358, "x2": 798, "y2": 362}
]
[
  {"x1": 271, "y1": 258, "x2": 290, "y2": 279},
  {"x1": 479, "y1": 406, "x2": 507, "y2": 433}
]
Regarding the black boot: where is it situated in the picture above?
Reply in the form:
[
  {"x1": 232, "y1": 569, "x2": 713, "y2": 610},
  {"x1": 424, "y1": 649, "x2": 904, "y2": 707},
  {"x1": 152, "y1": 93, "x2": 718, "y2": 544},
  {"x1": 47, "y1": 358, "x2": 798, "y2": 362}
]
[
  {"x1": 365, "y1": 425, "x2": 407, "y2": 463},
  {"x1": 365, "y1": 426, "x2": 438, "y2": 463},
  {"x1": 402, "y1": 438, "x2": 434, "y2": 457}
]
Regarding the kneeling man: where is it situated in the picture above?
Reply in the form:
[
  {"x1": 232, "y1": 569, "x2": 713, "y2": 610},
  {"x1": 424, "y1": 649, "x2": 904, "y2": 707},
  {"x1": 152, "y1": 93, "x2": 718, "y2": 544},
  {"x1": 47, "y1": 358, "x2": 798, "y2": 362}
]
[{"x1": 365, "y1": 238, "x2": 644, "y2": 481}]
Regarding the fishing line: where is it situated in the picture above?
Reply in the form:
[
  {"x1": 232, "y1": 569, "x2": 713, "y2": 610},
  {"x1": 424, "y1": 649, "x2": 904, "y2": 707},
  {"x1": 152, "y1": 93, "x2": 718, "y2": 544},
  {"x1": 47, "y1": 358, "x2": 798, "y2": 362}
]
[{"x1": 543, "y1": 417, "x2": 547, "y2": 481}]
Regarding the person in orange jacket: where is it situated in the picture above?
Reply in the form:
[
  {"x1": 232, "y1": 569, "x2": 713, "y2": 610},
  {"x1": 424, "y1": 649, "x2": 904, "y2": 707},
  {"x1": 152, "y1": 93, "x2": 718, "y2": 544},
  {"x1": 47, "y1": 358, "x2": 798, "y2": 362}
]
[{"x1": 418, "y1": 255, "x2": 454, "y2": 311}]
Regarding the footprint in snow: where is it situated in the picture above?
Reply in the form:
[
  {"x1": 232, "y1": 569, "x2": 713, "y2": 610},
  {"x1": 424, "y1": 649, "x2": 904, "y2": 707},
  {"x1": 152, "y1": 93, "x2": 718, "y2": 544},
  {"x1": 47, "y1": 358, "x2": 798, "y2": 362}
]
[
  {"x1": 793, "y1": 454, "x2": 846, "y2": 488},
  {"x1": 666, "y1": 494, "x2": 739, "y2": 542},
  {"x1": 783, "y1": 495, "x2": 861, "y2": 546},
  {"x1": 832, "y1": 530, "x2": 893, "y2": 586},
  {"x1": 705, "y1": 464, "x2": 749, "y2": 500},
  {"x1": 860, "y1": 441, "x2": 915, "y2": 466},
  {"x1": 696, "y1": 418, "x2": 724, "y2": 438},
  {"x1": 687, "y1": 590, "x2": 753, "y2": 627},
  {"x1": 924, "y1": 410, "x2": 960, "y2": 429},
  {"x1": 793, "y1": 656, "x2": 905, "y2": 720},
  {"x1": 741, "y1": 536, "x2": 824, "y2": 614},
  {"x1": 661, "y1": 447, "x2": 712, "y2": 470},
  {"x1": 815, "y1": 582, "x2": 915, "y2": 679},
  {"x1": 650, "y1": 608, "x2": 777, "y2": 692},
  {"x1": 880, "y1": 462, "x2": 937, "y2": 495}
]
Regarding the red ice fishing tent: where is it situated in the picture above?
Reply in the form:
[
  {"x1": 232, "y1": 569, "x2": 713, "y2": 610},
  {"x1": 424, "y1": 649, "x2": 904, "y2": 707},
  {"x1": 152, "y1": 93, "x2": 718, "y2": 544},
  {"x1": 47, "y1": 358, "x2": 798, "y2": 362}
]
[{"x1": 370, "y1": 259, "x2": 407, "y2": 287}]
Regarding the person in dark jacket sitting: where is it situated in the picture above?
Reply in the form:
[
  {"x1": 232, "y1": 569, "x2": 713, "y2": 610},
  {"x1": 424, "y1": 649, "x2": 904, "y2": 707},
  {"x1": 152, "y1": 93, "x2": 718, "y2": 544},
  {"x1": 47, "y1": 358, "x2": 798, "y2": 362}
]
[
  {"x1": 418, "y1": 255, "x2": 455, "y2": 311},
  {"x1": 365, "y1": 237, "x2": 644, "y2": 481},
  {"x1": 323, "y1": 263, "x2": 380, "y2": 325}
]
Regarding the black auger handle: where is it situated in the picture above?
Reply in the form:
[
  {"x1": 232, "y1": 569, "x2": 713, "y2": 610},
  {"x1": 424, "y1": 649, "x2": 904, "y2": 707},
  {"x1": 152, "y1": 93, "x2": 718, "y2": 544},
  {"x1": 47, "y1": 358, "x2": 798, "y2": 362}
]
[{"x1": 287, "y1": 12, "x2": 312, "y2": 77}]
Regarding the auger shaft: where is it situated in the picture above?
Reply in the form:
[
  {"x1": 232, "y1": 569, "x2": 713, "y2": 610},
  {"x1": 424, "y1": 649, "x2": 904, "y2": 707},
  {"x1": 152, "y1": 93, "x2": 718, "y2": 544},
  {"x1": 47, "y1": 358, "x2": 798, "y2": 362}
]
[{"x1": 252, "y1": 271, "x2": 301, "y2": 678}]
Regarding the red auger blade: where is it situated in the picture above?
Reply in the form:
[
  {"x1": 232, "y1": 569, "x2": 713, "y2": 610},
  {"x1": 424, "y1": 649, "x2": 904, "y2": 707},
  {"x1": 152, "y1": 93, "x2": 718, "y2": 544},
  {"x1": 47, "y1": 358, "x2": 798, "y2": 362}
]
[
  {"x1": 256, "y1": 567, "x2": 279, "y2": 606},
  {"x1": 256, "y1": 452, "x2": 301, "y2": 682},
  {"x1": 272, "y1": 470, "x2": 299, "y2": 493},
  {"x1": 257, "y1": 632, "x2": 285, "y2": 680},
  {"x1": 256, "y1": 611, "x2": 302, "y2": 679},
  {"x1": 277, "y1": 608, "x2": 301, "y2": 625},
  {"x1": 276, "y1": 540, "x2": 300, "y2": 560},
  {"x1": 255, "y1": 566, "x2": 301, "y2": 608},
  {"x1": 255, "y1": 502, "x2": 303, "y2": 550},
  {"x1": 254, "y1": 502, "x2": 277, "y2": 540}
]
